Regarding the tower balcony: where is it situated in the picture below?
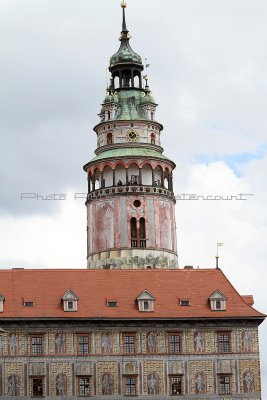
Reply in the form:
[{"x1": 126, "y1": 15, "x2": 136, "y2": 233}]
[{"x1": 86, "y1": 184, "x2": 175, "y2": 203}]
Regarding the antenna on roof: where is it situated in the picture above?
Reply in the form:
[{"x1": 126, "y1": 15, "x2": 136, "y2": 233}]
[{"x1": 216, "y1": 242, "x2": 224, "y2": 269}]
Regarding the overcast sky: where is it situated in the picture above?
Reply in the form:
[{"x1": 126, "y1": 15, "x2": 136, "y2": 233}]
[{"x1": 0, "y1": 0, "x2": 267, "y2": 395}]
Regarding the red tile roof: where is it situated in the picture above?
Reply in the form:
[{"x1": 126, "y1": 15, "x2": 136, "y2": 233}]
[{"x1": 0, "y1": 268, "x2": 264, "y2": 321}]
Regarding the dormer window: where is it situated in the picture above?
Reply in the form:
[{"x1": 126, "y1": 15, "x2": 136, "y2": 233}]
[
  {"x1": 0, "y1": 294, "x2": 5, "y2": 313},
  {"x1": 209, "y1": 290, "x2": 227, "y2": 311},
  {"x1": 61, "y1": 289, "x2": 79, "y2": 312},
  {"x1": 137, "y1": 290, "x2": 155, "y2": 312}
]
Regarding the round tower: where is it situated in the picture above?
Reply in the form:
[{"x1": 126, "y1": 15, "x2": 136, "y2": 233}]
[{"x1": 83, "y1": 2, "x2": 178, "y2": 270}]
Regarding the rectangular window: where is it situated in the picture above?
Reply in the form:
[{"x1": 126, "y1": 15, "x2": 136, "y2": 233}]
[
  {"x1": 216, "y1": 300, "x2": 222, "y2": 309},
  {"x1": 123, "y1": 334, "x2": 135, "y2": 354},
  {"x1": 77, "y1": 334, "x2": 90, "y2": 355},
  {"x1": 180, "y1": 300, "x2": 190, "y2": 306},
  {"x1": 169, "y1": 333, "x2": 181, "y2": 353},
  {"x1": 31, "y1": 336, "x2": 43, "y2": 355},
  {"x1": 32, "y1": 378, "x2": 43, "y2": 397},
  {"x1": 170, "y1": 376, "x2": 182, "y2": 395},
  {"x1": 218, "y1": 375, "x2": 231, "y2": 394},
  {"x1": 24, "y1": 301, "x2": 34, "y2": 307},
  {"x1": 144, "y1": 301, "x2": 149, "y2": 310},
  {"x1": 78, "y1": 377, "x2": 90, "y2": 396},
  {"x1": 68, "y1": 301, "x2": 74, "y2": 310},
  {"x1": 107, "y1": 301, "x2": 117, "y2": 307},
  {"x1": 218, "y1": 332, "x2": 231, "y2": 353},
  {"x1": 125, "y1": 377, "x2": 136, "y2": 396}
]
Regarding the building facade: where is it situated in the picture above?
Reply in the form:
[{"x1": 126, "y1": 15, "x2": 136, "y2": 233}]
[{"x1": 0, "y1": 2, "x2": 265, "y2": 399}]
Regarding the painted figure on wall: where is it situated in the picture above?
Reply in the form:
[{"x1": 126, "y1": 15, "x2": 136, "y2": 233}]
[
  {"x1": 102, "y1": 373, "x2": 113, "y2": 395},
  {"x1": 8, "y1": 333, "x2": 18, "y2": 356},
  {"x1": 96, "y1": 202, "x2": 114, "y2": 251},
  {"x1": 194, "y1": 331, "x2": 204, "y2": 352},
  {"x1": 8, "y1": 374, "x2": 19, "y2": 396},
  {"x1": 55, "y1": 333, "x2": 66, "y2": 354},
  {"x1": 195, "y1": 372, "x2": 206, "y2": 394},
  {"x1": 242, "y1": 330, "x2": 252, "y2": 352},
  {"x1": 147, "y1": 373, "x2": 159, "y2": 395},
  {"x1": 101, "y1": 332, "x2": 113, "y2": 353},
  {"x1": 243, "y1": 370, "x2": 254, "y2": 393},
  {"x1": 159, "y1": 202, "x2": 172, "y2": 250},
  {"x1": 56, "y1": 373, "x2": 67, "y2": 396},
  {"x1": 147, "y1": 331, "x2": 157, "y2": 353}
]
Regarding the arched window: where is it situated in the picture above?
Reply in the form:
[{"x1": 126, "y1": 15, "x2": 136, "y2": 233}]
[
  {"x1": 151, "y1": 111, "x2": 154, "y2": 121},
  {"x1": 140, "y1": 218, "x2": 146, "y2": 248},
  {"x1": 130, "y1": 218, "x2": 137, "y2": 248},
  {"x1": 107, "y1": 132, "x2": 113, "y2": 145},
  {"x1": 151, "y1": 133, "x2": 156, "y2": 145}
]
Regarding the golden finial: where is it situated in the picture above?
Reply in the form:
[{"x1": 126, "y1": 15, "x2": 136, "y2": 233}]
[{"x1": 121, "y1": 0, "x2": 127, "y2": 9}]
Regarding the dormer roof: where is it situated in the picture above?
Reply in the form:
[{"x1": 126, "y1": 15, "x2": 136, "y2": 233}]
[
  {"x1": 137, "y1": 290, "x2": 156, "y2": 301},
  {"x1": 62, "y1": 288, "x2": 79, "y2": 301},
  {"x1": 209, "y1": 290, "x2": 228, "y2": 301}
]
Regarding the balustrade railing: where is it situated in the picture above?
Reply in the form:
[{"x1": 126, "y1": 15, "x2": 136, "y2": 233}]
[{"x1": 87, "y1": 185, "x2": 174, "y2": 201}]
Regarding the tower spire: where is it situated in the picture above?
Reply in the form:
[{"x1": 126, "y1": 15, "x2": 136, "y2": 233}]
[{"x1": 121, "y1": 1, "x2": 128, "y2": 38}]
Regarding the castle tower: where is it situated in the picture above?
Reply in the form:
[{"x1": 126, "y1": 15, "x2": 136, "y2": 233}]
[{"x1": 84, "y1": 2, "x2": 178, "y2": 270}]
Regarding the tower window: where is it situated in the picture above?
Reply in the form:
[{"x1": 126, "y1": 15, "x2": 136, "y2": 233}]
[
  {"x1": 140, "y1": 217, "x2": 146, "y2": 248},
  {"x1": 107, "y1": 132, "x2": 113, "y2": 145},
  {"x1": 130, "y1": 218, "x2": 137, "y2": 248},
  {"x1": 133, "y1": 200, "x2": 141, "y2": 208},
  {"x1": 151, "y1": 133, "x2": 156, "y2": 144}
]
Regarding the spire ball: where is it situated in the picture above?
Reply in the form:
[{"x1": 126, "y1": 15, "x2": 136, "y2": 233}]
[{"x1": 121, "y1": 0, "x2": 127, "y2": 9}]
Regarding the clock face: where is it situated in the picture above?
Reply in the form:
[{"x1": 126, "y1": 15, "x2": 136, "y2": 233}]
[{"x1": 126, "y1": 130, "x2": 140, "y2": 142}]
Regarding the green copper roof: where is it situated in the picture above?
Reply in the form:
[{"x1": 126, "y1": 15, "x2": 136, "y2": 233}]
[
  {"x1": 115, "y1": 89, "x2": 146, "y2": 120},
  {"x1": 110, "y1": 40, "x2": 142, "y2": 66},
  {"x1": 90, "y1": 148, "x2": 169, "y2": 162}
]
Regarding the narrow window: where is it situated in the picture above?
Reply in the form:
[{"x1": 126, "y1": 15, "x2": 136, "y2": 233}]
[
  {"x1": 218, "y1": 332, "x2": 231, "y2": 353},
  {"x1": 216, "y1": 300, "x2": 222, "y2": 309},
  {"x1": 151, "y1": 111, "x2": 154, "y2": 121},
  {"x1": 107, "y1": 132, "x2": 113, "y2": 145},
  {"x1": 125, "y1": 377, "x2": 136, "y2": 396},
  {"x1": 130, "y1": 218, "x2": 137, "y2": 248},
  {"x1": 107, "y1": 111, "x2": 111, "y2": 120},
  {"x1": 32, "y1": 378, "x2": 43, "y2": 397},
  {"x1": 170, "y1": 376, "x2": 182, "y2": 395},
  {"x1": 218, "y1": 375, "x2": 231, "y2": 394},
  {"x1": 140, "y1": 217, "x2": 146, "y2": 248},
  {"x1": 151, "y1": 133, "x2": 156, "y2": 144},
  {"x1": 123, "y1": 334, "x2": 135, "y2": 354},
  {"x1": 144, "y1": 301, "x2": 149, "y2": 310},
  {"x1": 67, "y1": 301, "x2": 74, "y2": 310},
  {"x1": 169, "y1": 334, "x2": 181, "y2": 353}
]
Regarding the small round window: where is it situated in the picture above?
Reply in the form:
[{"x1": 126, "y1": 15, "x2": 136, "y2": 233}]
[{"x1": 133, "y1": 200, "x2": 141, "y2": 208}]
